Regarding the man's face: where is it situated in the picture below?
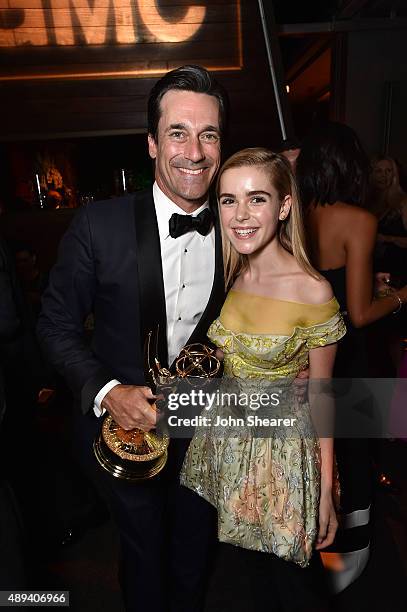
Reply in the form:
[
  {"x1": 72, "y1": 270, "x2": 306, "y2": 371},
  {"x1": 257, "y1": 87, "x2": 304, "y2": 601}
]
[
  {"x1": 15, "y1": 250, "x2": 36, "y2": 280},
  {"x1": 148, "y1": 90, "x2": 221, "y2": 211}
]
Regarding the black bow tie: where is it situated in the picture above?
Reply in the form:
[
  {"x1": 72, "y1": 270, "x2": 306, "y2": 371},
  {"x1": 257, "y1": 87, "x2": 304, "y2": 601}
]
[{"x1": 169, "y1": 208, "x2": 213, "y2": 239}]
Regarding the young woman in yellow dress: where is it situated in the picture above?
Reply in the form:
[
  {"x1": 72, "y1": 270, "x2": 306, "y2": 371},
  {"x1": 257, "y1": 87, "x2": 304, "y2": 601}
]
[{"x1": 181, "y1": 148, "x2": 346, "y2": 611}]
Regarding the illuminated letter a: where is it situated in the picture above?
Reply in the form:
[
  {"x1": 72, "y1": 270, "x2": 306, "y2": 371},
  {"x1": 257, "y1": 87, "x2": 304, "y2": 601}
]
[{"x1": 0, "y1": 0, "x2": 47, "y2": 47}]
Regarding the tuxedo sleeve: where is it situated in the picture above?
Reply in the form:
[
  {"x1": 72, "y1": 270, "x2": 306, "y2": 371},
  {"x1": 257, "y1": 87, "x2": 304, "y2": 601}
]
[
  {"x1": 37, "y1": 207, "x2": 114, "y2": 414},
  {"x1": 0, "y1": 271, "x2": 20, "y2": 340},
  {"x1": 0, "y1": 241, "x2": 20, "y2": 340}
]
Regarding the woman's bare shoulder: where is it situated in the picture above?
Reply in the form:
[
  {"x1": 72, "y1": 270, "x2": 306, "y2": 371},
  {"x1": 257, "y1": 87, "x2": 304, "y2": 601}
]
[
  {"x1": 333, "y1": 203, "x2": 377, "y2": 241},
  {"x1": 337, "y1": 202, "x2": 377, "y2": 225},
  {"x1": 296, "y1": 272, "x2": 334, "y2": 305}
]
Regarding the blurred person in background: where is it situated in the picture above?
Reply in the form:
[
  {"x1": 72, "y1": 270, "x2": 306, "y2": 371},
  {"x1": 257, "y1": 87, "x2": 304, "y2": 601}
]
[
  {"x1": 14, "y1": 244, "x2": 48, "y2": 321},
  {"x1": 369, "y1": 155, "x2": 407, "y2": 287},
  {"x1": 0, "y1": 237, "x2": 25, "y2": 589},
  {"x1": 1, "y1": 236, "x2": 96, "y2": 582},
  {"x1": 368, "y1": 156, "x2": 407, "y2": 375}
]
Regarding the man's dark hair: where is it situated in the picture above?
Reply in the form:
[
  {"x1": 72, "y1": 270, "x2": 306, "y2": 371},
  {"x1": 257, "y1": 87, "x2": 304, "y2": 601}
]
[
  {"x1": 147, "y1": 65, "x2": 229, "y2": 140},
  {"x1": 296, "y1": 121, "x2": 370, "y2": 208},
  {"x1": 13, "y1": 242, "x2": 36, "y2": 257}
]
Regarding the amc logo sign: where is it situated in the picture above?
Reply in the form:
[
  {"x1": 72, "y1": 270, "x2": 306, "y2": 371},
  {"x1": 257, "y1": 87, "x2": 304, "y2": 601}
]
[
  {"x1": 0, "y1": 0, "x2": 207, "y2": 46},
  {"x1": 0, "y1": 0, "x2": 242, "y2": 80}
]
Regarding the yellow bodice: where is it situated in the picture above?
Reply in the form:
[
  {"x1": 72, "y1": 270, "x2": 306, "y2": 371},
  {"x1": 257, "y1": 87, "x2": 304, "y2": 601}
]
[{"x1": 208, "y1": 290, "x2": 346, "y2": 380}]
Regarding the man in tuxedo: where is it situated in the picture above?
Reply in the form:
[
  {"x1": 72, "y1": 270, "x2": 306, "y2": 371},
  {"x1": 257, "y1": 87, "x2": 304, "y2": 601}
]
[{"x1": 37, "y1": 65, "x2": 227, "y2": 612}]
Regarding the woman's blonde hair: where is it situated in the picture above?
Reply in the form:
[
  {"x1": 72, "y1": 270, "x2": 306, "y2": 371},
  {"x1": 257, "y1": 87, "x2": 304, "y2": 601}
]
[{"x1": 217, "y1": 147, "x2": 318, "y2": 289}]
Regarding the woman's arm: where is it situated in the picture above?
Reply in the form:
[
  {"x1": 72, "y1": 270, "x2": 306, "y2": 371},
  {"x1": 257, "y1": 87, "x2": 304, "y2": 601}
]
[
  {"x1": 377, "y1": 234, "x2": 407, "y2": 248},
  {"x1": 345, "y1": 210, "x2": 406, "y2": 327},
  {"x1": 309, "y1": 342, "x2": 338, "y2": 549}
]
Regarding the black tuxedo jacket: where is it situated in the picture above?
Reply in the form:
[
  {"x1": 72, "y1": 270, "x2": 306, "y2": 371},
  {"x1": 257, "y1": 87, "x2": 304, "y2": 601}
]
[{"x1": 37, "y1": 189, "x2": 225, "y2": 415}]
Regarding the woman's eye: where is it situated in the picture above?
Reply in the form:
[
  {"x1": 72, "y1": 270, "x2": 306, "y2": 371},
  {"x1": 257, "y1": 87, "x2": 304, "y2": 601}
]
[
  {"x1": 251, "y1": 196, "x2": 266, "y2": 204},
  {"x1": 220, "y1": 198, "x2": 234, "y2": 206}
]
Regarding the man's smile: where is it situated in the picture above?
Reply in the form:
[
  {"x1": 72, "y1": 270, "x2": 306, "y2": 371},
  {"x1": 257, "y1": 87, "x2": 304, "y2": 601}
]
[{"x1": 176, "y1": 167, "x2": 206, "y2": 175}]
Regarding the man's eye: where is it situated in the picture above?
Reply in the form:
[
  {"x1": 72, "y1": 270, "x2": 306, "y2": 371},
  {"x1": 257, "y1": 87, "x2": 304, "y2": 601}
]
[
  {"x1": 170, "y1": 131, "x2": 185, "y2": 139},
  {"x1": 201, "y1": 133, "x2": 219, "y2": 142}
]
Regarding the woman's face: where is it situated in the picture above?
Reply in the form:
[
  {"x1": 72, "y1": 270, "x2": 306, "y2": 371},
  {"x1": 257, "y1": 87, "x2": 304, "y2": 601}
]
[
  {"x1": 218, "y1": 165, "x2": 291, "y2": 256},
  {"x1": 371, "y1": 159, "x2": 394, "y2": 190}
]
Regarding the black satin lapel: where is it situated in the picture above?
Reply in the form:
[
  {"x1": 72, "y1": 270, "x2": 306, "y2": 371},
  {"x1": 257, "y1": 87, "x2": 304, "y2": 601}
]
[
  {"x1": 134, "y1": 189, "x2": 168, "y2": 368},
  {"x1": 185, "y1": 205, "x2": 225, "y2": 349}
]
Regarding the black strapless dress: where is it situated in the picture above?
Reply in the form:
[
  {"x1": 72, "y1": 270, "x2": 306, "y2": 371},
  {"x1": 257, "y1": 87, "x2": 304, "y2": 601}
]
[
  {"x1": 320, "y1": 267, "x2": 368, "y2": 377},
  {"x1": 376, "y1": 209, "x2": 407, "y2": 284},
  {"x1": 319, "y1": 267, "x2": 371, "y2": 592}
]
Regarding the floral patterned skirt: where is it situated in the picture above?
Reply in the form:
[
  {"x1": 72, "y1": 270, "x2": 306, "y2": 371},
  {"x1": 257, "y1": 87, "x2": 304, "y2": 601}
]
[{"x1": 180, "y1": 393, "x2": 321, "y2": 568}]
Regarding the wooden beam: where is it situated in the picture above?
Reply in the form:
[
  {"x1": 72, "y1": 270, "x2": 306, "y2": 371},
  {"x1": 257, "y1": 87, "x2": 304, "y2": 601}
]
[
  {"x1": 338, "y1": 0, "x2": 372, "y2": 18},
  {"x1": 279, "y1": 17, "x2": 407, "y2": 35},
  {"x1": 330, "y1": 32, "x2": 347, "y2": 123},
  {"x1": 362, "y1": 0, "x2": 395, "y2": 15},
  {"x1": 286, "y1": 37, "x2": 332, "y2": 82}
]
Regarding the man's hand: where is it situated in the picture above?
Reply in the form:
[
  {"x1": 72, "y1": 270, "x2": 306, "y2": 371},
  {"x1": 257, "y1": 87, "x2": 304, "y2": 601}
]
[
  {"x1": 37, "y1": 388, "x2": 56, "y2": 405},
  {"x1": 101, "y1": 385, "x2": 158, "y2": 431},
  {"x1": 315, "y1": 490, "x2": 338, "y2": 550}
]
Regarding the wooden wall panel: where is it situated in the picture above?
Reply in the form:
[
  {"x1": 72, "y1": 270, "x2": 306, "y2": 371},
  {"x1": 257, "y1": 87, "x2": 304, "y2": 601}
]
[
  {"x1": 0, "y1": 0, "x2": 242, "y2": 78},
  {"x1": 0, "y1": 0, "x2": 284, "y2": 152}
]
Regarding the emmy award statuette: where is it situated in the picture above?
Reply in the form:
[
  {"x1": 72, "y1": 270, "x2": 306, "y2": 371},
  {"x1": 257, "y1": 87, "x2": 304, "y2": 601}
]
[
  {"x1": 93, "y1": 330, "x2": 172, "y2": 481},
  {"x1": 93, "y1": 332, "x2": 221, "y2": 481}
]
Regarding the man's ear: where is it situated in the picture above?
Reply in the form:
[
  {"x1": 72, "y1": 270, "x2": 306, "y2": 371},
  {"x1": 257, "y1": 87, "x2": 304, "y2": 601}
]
[{"x1": 148, "y1": 134, "x2": 157, "y2": 160}]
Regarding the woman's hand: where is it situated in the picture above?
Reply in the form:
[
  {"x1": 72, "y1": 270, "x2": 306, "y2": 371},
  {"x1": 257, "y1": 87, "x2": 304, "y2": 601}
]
[
  {"x1": 293, "y1": 367, "x2": 309, "y2": 404},
  {"x1": 215, "y1": 348, "x2": 224, "y2": 361},
  {"x1": 315, "y1": 489, "x2": 338, "y2": 550},
  {"x1": 374, "y1": 271, "x2": 391, "y2": 296},
  {"x1": 377, "y1": 234, "x2": 407, "y2": 248}
]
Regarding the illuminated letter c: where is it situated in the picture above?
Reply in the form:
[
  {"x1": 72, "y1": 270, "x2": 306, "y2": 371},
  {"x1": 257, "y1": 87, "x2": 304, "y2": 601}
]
[{"x1": 137, "y1": 0, "x2": 206, "y2": 43}]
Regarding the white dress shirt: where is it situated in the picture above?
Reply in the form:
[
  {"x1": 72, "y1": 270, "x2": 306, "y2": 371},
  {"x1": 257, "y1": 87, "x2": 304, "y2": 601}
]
[{"x1": 94, "y1": 182, "x2": 215, "y2": 416}]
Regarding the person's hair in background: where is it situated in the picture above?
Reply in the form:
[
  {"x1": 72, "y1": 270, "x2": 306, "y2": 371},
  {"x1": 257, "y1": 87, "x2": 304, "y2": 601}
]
[
  {"x1": 147, "y1": 64, "x2": 230, "y2": 141},
  {"x1": 297, "y1": 121, "x2": 370, "y2": 209},
  {"x1": 277, "y1": 137, "x2": 302, "y2": 171},
  {"x1": 216, "y1": 147, "x2": 316, "y2": 289}
]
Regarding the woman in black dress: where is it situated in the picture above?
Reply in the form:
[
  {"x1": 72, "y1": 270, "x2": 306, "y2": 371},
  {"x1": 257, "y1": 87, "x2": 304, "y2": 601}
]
[{"x1": 296, "y1": 122, "x2": 407, "y2": 593}]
